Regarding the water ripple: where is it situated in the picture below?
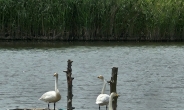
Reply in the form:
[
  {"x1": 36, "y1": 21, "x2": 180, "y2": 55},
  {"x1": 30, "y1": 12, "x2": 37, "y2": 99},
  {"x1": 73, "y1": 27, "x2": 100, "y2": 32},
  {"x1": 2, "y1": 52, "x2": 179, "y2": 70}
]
[{"x1": 0, "y1": 42, "x2": 184, "y2": 110}]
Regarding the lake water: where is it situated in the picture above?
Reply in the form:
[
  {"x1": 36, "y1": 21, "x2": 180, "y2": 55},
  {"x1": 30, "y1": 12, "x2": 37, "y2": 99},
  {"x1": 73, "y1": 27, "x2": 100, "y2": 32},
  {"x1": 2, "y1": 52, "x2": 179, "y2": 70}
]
[{"x1": 1, "y1": 41, "x2": 184, "y2": 110}]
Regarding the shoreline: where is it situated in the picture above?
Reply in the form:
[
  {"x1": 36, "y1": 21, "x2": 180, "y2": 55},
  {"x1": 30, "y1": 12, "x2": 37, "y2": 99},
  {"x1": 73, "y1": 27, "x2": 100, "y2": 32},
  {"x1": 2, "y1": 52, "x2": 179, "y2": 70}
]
[{"x1": 0, "y1": 36, "x2": 184, "y2": 42}]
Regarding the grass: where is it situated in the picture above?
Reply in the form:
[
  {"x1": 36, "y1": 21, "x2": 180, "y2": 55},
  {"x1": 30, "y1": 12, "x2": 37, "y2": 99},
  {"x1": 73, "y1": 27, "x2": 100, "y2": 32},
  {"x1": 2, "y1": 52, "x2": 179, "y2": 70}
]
[{"x1": 0, "y1": 0, "x2": 183, "y2": 41}]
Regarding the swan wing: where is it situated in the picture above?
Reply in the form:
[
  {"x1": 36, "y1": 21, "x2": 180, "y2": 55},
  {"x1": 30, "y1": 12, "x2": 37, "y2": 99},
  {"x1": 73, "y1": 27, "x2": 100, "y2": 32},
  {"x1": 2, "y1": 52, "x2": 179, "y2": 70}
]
[
  {"x1": 39, "y1": 91, "x2": 57, "y2": 102},
  {"x1": 96, "y1": 94, "x2": 109, "y2": 105}
]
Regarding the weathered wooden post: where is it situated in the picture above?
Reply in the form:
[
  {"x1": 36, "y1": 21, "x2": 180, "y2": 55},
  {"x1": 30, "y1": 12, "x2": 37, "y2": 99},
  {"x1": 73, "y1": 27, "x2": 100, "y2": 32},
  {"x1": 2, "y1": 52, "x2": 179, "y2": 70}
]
[
  {"x1": 63, "y1": 59, "x2": 75, "y2": 110},
  {"x1": 108, "y1": 67, "x2": 118, "y2": 110}
]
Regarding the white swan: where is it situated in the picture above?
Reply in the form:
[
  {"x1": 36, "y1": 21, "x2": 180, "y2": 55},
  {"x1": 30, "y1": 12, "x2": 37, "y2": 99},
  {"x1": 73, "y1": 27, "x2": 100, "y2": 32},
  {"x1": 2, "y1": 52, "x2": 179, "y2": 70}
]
[
  {"x1": 108, "y1": 92, "x2": 119, "y2": 110},
  {"x1": 39, "y1": 73, "x2": 61, "y2": 110},
  {"x1": 96, "y1": 75, "x2": 110, "y2": 110}
]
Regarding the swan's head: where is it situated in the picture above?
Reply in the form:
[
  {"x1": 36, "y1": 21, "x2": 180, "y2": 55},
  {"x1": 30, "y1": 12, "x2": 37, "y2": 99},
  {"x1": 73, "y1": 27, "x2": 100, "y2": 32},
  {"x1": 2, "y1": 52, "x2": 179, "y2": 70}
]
[
  {"x1": 54, "y1": 73, "x2": 58, "y2": 77},
  {"x1": 97, "y1": 75, "x2": 104, "y2": 80},
  {"x1": 110, "y1": 92, "x2": 119, "y2": 97}
]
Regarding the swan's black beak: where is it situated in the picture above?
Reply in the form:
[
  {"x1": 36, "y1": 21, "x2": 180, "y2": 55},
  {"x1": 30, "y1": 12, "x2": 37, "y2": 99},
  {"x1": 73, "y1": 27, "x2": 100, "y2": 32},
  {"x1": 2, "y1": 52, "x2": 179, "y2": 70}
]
[
  {"x1": 107, "y1": 81, "x2": 110, "y2": 85},
  {"x1": 116, "y1": 94, "x2": 119, "y2": 97}
]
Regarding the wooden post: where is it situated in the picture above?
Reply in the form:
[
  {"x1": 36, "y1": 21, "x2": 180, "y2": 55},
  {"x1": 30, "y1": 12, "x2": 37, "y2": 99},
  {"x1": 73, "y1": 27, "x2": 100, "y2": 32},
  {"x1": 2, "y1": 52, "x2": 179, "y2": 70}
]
[
  {"x1": 108, "y1": 67, "x2": 118, "y2": 110},
  {"x1": 63, "y1": 59, "x2": 75, "y2": 110}
]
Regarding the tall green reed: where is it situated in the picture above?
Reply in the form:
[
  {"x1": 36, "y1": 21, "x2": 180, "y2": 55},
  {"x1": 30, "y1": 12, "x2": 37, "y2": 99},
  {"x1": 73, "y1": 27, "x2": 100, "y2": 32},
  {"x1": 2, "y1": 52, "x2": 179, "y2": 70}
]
[{"x1": 0, "y1": 0, "x2": 183, "y2": 40}]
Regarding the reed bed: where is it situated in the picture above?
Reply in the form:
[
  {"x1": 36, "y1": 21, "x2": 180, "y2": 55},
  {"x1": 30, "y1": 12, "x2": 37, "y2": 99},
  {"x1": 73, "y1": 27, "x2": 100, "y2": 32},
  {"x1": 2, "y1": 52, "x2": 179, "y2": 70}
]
[{"x1": 0, "y1": 0, "x2": 183, "y2": 41}]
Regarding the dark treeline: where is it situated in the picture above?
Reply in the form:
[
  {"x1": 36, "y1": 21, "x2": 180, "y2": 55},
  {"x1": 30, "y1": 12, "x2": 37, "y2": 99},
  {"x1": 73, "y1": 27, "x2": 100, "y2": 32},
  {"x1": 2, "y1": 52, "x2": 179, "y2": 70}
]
[{"x1": 0, "y1": 0, "x2": 184, "y2": 41}]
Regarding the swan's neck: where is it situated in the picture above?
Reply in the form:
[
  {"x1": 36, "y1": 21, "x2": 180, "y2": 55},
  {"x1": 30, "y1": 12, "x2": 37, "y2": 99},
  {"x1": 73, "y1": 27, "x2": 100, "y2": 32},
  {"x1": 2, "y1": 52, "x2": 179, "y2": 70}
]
[
  {"x1": 101, "y1": 79, "x2": 106, "y2": 94},
  {"x1": 55, "y1": 76, "x2": 58, "y2": 92},
  {"x1": 109, "y1": 94, "x2": 113, "y2": 110}
]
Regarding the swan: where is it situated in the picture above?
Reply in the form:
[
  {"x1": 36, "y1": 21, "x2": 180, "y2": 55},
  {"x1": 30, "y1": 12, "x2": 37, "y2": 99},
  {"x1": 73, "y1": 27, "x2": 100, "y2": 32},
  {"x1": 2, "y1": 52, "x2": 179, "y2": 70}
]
[
  {"x1": 39, "y1": 73, "x2": 61, "y2": 110},
  {"x1": 96, "y1": 75, "x2": 110, "y2": 110},
  {"x1": 108, "y1": 92, "x2": 119, "y2": 110}
]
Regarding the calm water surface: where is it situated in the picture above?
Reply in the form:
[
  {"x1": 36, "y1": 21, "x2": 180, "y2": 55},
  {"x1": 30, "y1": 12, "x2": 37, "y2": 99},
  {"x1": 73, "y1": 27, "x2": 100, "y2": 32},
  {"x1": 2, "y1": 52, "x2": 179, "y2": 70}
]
[{"x1": 1, "y1": 42, "x2": 184, "y2": 110}]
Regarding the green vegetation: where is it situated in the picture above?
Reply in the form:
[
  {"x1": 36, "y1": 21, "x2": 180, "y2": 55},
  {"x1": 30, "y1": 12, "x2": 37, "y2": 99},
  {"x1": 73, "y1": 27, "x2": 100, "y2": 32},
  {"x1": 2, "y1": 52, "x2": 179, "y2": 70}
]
[{"x1": 0, "y1": 0, "x2": 183, "y2": 41}]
